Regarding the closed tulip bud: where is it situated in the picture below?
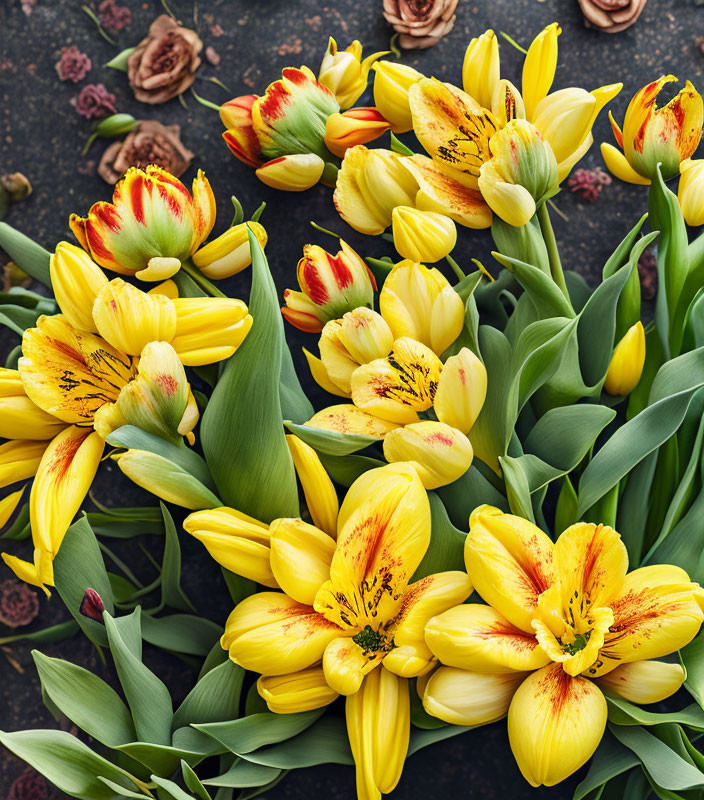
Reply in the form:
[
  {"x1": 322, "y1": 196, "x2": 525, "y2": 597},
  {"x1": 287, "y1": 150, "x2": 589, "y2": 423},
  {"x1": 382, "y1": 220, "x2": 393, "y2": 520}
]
[
  {"x1": 318, "y1": 38, "x2": 387, "y2": 110},
  {"x1": 0, "y1": 368, "x2": 66, "y2": 441},
  {"x1": 372, "y1": 60, "x2": 424, "y2": 133},
  {"x1": 258, "y1": 668, "x2": 338, "y2": 714},
  {"x1": 50, "y1": 242, "x2": 108, "y2": 333},
  {"x1": 170, "y1": 297, "x2": 253, "y2": 366},
  {"x1": 221, "y1": 94, "x2": 262, "y2": 167},
  {"x1": 462, "y1": 29, "x2": 500, "y2": 110},
  {"x1": 379, "y1": 260, "x2": 464, "y2": 355},
  {"x1": 183, "y1": 507, "x2": 276, "y2": 586},
  {"x1": 192, "y1": 222, "x2": 268, "y2": 280},
  {"x1": 596, "y1": 660, "x2": 685, "y2": 705},
  {"x1": 604, "y1": 322, "x2": 645, "y2": 396},
  {"x1": 383, "y1": 421, "x2": 473, "y2": 489},
  {"x1": 285, "y1": 435, "x2": 339, "y2": 537},
  {"x1": 434, "y1": 348, "x2": 487, "y2": 434},
  {"x1": 256, "y1": 153, "x2": 326, "y2": 191},
  {"x1": 678, "y1": 159, "x2": 704, "y2": 226},
  {"x1": 282, "y1": 240, "x2": 376, "y2": 333},
  {"x1": 334, "y1": 145, "x2": 419, "y2": 235},
  {"x1": 478, "y1": 119, "x2": 559, "y2": 227},
  {"x1": 392, "y1": 206, "x2": 457, "y2": 263},
  {"x1": 113, "y1": 449, "x2": 220, "y2": 509},
  {"x1": 92, "y1": 278, "x2": 177, "y2": 356},
  {"x1": 324, "y1": 108, "x2": 391, "y2": 158}
]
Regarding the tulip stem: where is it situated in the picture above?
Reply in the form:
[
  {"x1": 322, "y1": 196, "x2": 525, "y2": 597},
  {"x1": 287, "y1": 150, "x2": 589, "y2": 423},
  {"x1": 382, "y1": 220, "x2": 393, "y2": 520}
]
[
  {"x1": 445, "y1": 254, "x2": 466, "y2": 282},
  {"x1": 499, "y1": 31, "x2": 527, "y2": 55},
  {"x1": 310, "y1": 221, "x2": 341, "y2": 239},
  {"x1": 537, "y1": 203, "x2": 570, "y2": 301},
  {"x1": 180, "y1": 261, "x2": 227, "y2": 298}
]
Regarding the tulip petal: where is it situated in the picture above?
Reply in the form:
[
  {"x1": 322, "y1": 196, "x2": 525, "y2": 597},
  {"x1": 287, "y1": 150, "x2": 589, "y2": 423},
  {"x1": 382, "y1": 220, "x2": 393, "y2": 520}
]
[
  {"x1": 434, "y1": 348, "x2": 488, "y2": 435},
  {"x1": 423, "y1": 666, "x2": 525, "y2": 726},
  {"x1": 257, "y1": 667, "x2": 339, "y2": 714},
  {"x1": 596, "y1": 660, "x2": 685, "y2": 705},
  {"x1": 303, "y1": 349, "x2": 351, "y2": 397},
  {"x1": 522, "y1": 23, "x2": 561, "y2": 120},
  {"x1": 306, "y1": 404, "x2": 400, "y2": 437},
  {"x1": 508, "y1": 663, "x2": 607, "y2": 787},
  {"x1": 269, "y1": 518, "x2": 335, "y2": 605},
  {"x1": 323, "y1": 635, "x2": 380, "y2": 695},
  {"x1": 425, "y1": 603, "x2": 550, "y2": 673},
  {"x1": 0, "y1": 439, "x2": 49, "y2": 489},
  {"x1": 170, "y1": 298, "x2": 253, "y2": 366},
  {"x1": 1, "y1": 553, "x2": 50, "y2": 596},
  {"x1": 285, "y1": 435, "x2": 339, "y2": 537},
  {"x1": 600, "y1": 142, "x2": 650, "y2": 185},
  {"x1": 0, "y1": 486, "x2": 25, "y2": 529}
]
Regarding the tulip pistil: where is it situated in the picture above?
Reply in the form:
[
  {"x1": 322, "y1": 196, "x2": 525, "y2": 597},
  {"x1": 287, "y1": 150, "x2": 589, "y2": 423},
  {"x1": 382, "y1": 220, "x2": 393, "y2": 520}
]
[
  {"x1": 352, "y1": 624, "x2": 383, "y2": 652},
  {"x1": 561, "y1": 631, "x2": 591, "y2": 656}
]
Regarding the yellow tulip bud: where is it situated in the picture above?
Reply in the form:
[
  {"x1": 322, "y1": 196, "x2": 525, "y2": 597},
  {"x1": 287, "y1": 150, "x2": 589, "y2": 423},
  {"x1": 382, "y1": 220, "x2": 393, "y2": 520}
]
[
  {"x1": 678, "y1": 159, "x2": 704, "y2": 226},
  {"x1": 379, "y1": 260, "x2": 464, "y2": 355},
  {"x1": 170, "y1": 297, "x2": 252, "y2": 366},
  {"x1": 391, "y1": 207, "x2": 457, "y2": 263},
  {"x1": 383, "y1": 421, "x2": 473, "y2": 489},
  {"x1": 0, "y1": 368, "x2": 66, "y2": 441},
  {"x1": 285, "y1": 435, "x2": 339, "y2": 537},
  {"x1": 0, "y1": 439, "x2": 48, "y2": 489},
  {"x1": 462, "y1": 29, "x2": 500, "y2": 110},
  {"x1": 434, "y1": 348, "x2": 487, "y2": 434},
  {"x1": 478, "y1": 119, "x2": 559, "y2": 227},
  {"x1": 596, "y1": 660, "x2": 685, "y2": 705},
  {"x1": 372, "y1": 60, "x2": 424, "y2": 133},
  {"x1": 93, "y1": 278, "x2": 177, "y2": 356},
  {"x1": 256, "y1": 154, "x2": 325, "y2": 192},
  {"x1": 604, "y1": 322, "x2": 646, "y2": 396},
  {"x1": 268, "y1": 518, "x2": 335, "y2": 605},
  {"x1": 50, "y1": 242, "x2": 108, "y2": 333},
  {"x1": 183, "y1": 507, "x2": 276, "y2": 586},
  {"x1": 318, "y1": 38, "x2": 386, "y2": 110},
  {"x1": 522, "y1": 22, "x2": 561, "y2": 120},
  {"x1": 192, "y1": 222, "x2": 268, "y2": 280},
  {"x1": 258, "y1": 668, "x2": 339, "y2": 714}
]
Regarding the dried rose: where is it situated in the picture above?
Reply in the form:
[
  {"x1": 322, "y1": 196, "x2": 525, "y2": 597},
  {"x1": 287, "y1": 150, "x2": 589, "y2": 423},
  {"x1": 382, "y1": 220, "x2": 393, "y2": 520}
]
[
  {"x1": 71, "y1": 83, "x2": 117, "y2": 119},
  {"x1": 8, "y1": 767, "x2": 49, "y2": 800},
  {"x1": 127, "y1": 15, "x2": 203, "y2": 104},
  {"x1": 98, "y1": 0, "x2": 132, "y2": 32},
  {"x1": 0, "y1": 579, "x2": 39, "y2": 628},
  {"x1": 98, "y1": 120, "x2": 194, "y2": 183},
  {"x1": 577, "y1": 0, "x2": 648, "y2": 33},
  {"x1": 1, "y1": 172, "x2": 32, "y2": 203},
  {"x1": 55, "y1": 45, "x2": 92, "y2": 82},
  {"x1": 382, "y1": 0, "x2": 459, "y2": 49}
]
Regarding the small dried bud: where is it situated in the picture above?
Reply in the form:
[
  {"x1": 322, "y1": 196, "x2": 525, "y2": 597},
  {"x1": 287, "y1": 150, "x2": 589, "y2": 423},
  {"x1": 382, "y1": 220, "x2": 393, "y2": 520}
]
[
  {"x1": 98, "y1": 0, "x2": 132, "y2": 32},
  {"x1": 55, "y1": 45, "x2": 92, "y2": 82},
  {"x1": 0, "y1": 579, "x2": 39, "y2": 628},
  {"x1": 567, "y1": 167, "x2": 612, "y2": 202},
  {"x1": 71, "y1": 83, "x2": 117, "y2": 120},
  {"x1": 79, "y1": 588, "x2": 105, "y2": 622},
  {"x1": 1, "y1": 172, "x2": 32, "y2": 203},
  {"x1": 8, "y1": 767, "x2": 49, "y2": 800}
]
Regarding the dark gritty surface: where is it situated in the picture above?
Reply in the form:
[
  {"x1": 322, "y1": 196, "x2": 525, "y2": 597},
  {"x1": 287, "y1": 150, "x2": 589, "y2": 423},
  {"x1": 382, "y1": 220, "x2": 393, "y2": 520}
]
[{"x1": 1, "y1": 0, "x2": 703, "y2": 797}]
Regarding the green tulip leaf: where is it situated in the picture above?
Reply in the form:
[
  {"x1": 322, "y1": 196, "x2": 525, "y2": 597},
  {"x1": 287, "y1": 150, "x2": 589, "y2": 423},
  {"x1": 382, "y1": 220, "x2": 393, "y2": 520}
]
[{"x1": 0, "y1": 221, "x2": 52, "y2": 287}]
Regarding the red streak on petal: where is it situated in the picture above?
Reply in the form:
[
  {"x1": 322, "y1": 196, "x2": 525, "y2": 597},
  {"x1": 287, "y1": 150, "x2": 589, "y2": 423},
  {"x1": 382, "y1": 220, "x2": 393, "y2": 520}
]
[
  {"x1": 301, "y1": 260, "x2": 330, "y2": 305},
  {"x1": 156, "y1": 374, "x2": 178, "y2": 396},
  {"x1": 258, "y1": 81, "x2": 293, "y2": 123},
  {"x1": 327, "y1": 252, "x2": 353, "y2": 291},
  {"x1": 130, "y1": 176, "x2": 145, "y2": 225},
  {"x1": 85, "y1": 222, "x2": 114, "y2": 262},
  {"x1": 48, "y1": 430, "x2": 91, "y2": 482},
  {"x1": 427, "y1": 432, "x2": 454, "y2": 447}
]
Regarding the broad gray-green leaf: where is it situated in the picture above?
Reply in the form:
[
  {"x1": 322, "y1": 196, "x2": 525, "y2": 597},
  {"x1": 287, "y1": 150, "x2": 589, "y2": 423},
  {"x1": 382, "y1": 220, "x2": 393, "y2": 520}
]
[
  {"x1": 140, "y1": 613, "x2": 222, "y2": 657},
  {"x1": 606, "y1": 697, "x2": 704, "y2": 729},
  {"x1": 0, "y1": 221, "x2": 52, "y2": 287},
  {"x1": 573, "y1": 732, "x2": 640, "y2": 800},
  {"x1": 159, "y1": 503, "x2": 195, "y2": 613},
  {"x1": 181, "y1": 761, "x2": 214, "y2": 800},
  {"x1": 499, "y1": 456, "x2": 535, "y2": 522},
  {"x1": 173, "y1": 660, "x2": 244, "y2": 729},
  {"x1": 203, "y1": 759, "x2": 281, "y2": 788},
  {"x1": 318, "y1": 452, "x2": 385, "y2": 486},
  {"x1": 492, "y1": 250, "x2": 574, "y2": 320},
  {"x1": 412, "y1": 492, "x2": 466, "y2": 579}
]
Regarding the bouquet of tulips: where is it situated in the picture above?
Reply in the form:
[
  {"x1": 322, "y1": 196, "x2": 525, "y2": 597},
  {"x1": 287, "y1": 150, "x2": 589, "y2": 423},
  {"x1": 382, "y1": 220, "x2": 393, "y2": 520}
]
[{"x1": 4, "y1": 18, "x2": 704, "y2": 800}]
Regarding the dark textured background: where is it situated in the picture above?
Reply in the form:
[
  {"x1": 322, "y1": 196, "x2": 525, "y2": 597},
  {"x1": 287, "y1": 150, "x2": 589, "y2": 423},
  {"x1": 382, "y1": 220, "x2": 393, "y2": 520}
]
[{"x1": 1, "y1": 0, "x2": 703, "y2": 797}]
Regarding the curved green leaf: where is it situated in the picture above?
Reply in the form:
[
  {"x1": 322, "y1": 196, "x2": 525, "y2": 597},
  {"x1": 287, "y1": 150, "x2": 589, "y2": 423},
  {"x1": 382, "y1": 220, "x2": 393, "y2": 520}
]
[{"x1": 0, "y1": 221, "x2": 52, "y2": 287}]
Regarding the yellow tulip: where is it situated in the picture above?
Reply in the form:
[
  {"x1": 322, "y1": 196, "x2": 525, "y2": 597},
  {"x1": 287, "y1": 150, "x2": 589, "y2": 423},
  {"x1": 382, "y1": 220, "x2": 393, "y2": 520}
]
[
  {"x1": 521, "y1": 22, "x2": 561, "y2": 120},
  {"x1": 306, "y1": 404, "x2": 400, "y2": 438},
  {"x1": 596, "y1": 660, "x2": 685, "y2": 704},
  {"x1": 257, "y1": 668, "x2": 339, "y2": 714},
  {"x1": 183, "y1": 507, "x2": 276, "y2": 586},
  {"x1": 318, "y1": 38, "x2": 387, "y2": 110},
  {"x1": 604, "y1": 322, "x2": 646, "y2": 396},
  {"x1": 0, "y1": 439, "x2": 49, "y2": 488},
  {"x1": 433, "y1": 348, "x2": 487, "y2": 434},
  {"x1": 382, "y1": 421, "x2": 473, "y2": 489},
  {"x1": 170, "y1": 297, "x2": 252, "y2": 366},
  {"x1": 391, "y1": 206, "x2": 457, "y2": 263},
  {"x1": 334, "y1": 146, "x2": 418, "y2": 235},
  {"x1": 372, "y1": 60, "x2": 424, "y2": 133},
  {"x1": 0, "y1": 368, "x2": 67, "y2": 440},
  {"x1": 678, "y1": 158, "x2": 704, "y2": 226},
  {"x1": 49, "y1": 242, "x2": 107, "y2": 333},
  {"x1": 285, "y1": 435, "x2": 339, "y2": 537},
  {"x1": 192, "y1": 222, "x2": 268, "y2": 280},
  {"x1": 269, "y1": 518, "x2": 336, "y2": 605},
  {"x1": 462, "y1": 29, "x2": 500, "y2": 110},
  {"x1": 379, "y1": 260, "x2": 464, "y2": 355},
  {"x1": 93, "y1": 278, "x2": 177, "y2": 356},
  {"x1": 256, "y1": 154, "x2": 326, "y2": 192}
]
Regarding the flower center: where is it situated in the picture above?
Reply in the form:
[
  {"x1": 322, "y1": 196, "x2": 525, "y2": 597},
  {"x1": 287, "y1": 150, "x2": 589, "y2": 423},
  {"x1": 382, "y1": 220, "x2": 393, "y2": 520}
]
[
  {"x1": 561, "y1": 630, "x2": 591, "y2": 656},
  {"x1": 352, "y1": 624, "x2": 383, "y2": 652}
]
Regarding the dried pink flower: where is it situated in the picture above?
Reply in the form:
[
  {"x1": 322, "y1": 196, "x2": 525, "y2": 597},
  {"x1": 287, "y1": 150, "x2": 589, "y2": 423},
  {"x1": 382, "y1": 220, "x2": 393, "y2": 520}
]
[
  {"x1": 0, "y1": 579, "x2": 39, "y2": 628},
  {"x1": 8, "y1": 767, "x2": 49, "y2": 800},
  {"x1": 638, "y1": 247, "x2": 657, "y2": 300},
  {"x1": 98, "y1": 0, "x2": 132, "y2": 32},
  {"x1": 71, "y1": 83, "x2": 117, "y2": 119},
  {"x1": 205, "y1": 45, "x2": 220, "y2": 66},
  {"x1": 55, "y1": 45, "x2": 92, "y2": 82},
  {"x1": 382, "y1": 0, "x2": 459, "y2": 49},
  {"x1": 577, "y1": 0, "x2": 648, "y2": 33},
  {"x1": 20, "y1": 0, "x2": 35, "y2": 15},
  {"x1": 567, "y1": 167, "x2": 612, "y2": 202}
]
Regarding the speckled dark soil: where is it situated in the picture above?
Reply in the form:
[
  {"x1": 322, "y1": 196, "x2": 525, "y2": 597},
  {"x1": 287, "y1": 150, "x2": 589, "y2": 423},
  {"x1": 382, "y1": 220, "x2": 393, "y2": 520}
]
[{"x1": 1, "y1": 0, "x2": 703, "y2": 798}]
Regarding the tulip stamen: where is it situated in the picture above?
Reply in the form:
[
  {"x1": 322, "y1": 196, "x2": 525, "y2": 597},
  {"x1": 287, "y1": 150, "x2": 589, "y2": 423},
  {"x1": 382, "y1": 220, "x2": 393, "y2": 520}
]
[
  {"x1": 561, "y1": 631, "x2": 591, "y2": 656},
  {"x1": 352, "y1": 624, "x2": 383, "y2": 653}
]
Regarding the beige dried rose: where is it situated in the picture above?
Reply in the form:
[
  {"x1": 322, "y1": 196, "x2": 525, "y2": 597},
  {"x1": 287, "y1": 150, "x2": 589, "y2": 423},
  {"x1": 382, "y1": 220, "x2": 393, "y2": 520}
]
[
  {"x1": 127, "y1": 15, "x2": 202, "y2": 104},
  {"x1": 577, "y1": 0, "x2": 648, "y2": 33},
  {"x1": 382, "y1": 0, "x2": 459, "y2": 49},
  {"x1": 97, "y1": 121, "x2": 194, "y2": 183}
]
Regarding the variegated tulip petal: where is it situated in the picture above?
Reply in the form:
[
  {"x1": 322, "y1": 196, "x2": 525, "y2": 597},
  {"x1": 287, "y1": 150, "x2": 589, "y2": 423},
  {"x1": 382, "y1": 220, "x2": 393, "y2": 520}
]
[
  {"x1": 316, "y1": 463, "x2": 430, "y2": 630},
  {"x1": 465, "y1": 508, "x2": 555, "y2": 632},
  {"x1": 190, "y1": 169, "x2": 217, "y2": 248},
  {"x1": 508, "y1": 663, "x2": 607, "y2": 787},
  {"x1": 30, "y1": 426, "x2": 104, "y2": 559},
  {"x1": 597, "y1": 660, "x2": 685, "y2": 705},
  {"x1": 306, "y1": 404, "x2": 400, "y2": 438},
  {"x1": 257, "y1": 667, "x2": 339, "y2": 714},
  {"x1": 600, "y1": 142, "x2": 650, "y2": 185},
  {"x1": 591, "y1": 565, "x2": 704, "y2": 677},
  {"x1": 338, "y1": 308, "x2": 394, "y2": 366},
  {"x1": 423, "y1": 666, "x2": 525, "y2": 726},
  {"x1": 269, "y1": 518, "x2": 335, "y2": 605},
  {"x1": 222, "y1": 591, "x2": 342, "y2": 676},
  {"x1": 319, "y1": 318, "x2": 362, "y2": 395},
  {"x1": 425, "y1": 603, "x2": 550, "y2": 673},
  {"x1": 346, "y1": 668, "x2": 410, "y2": 800},
  {"x1": 19, "y1": 316, "x2": 136, "y2": 425},
  {"x1": 323, "y1": 635, "x2": 380, "y2": 695},
  {"x1": 351, "y1": 337, "x2": 442, "y2": 424},
  {"x1": 0, "y1": 439, "x2": 49, "y2": 489}
]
